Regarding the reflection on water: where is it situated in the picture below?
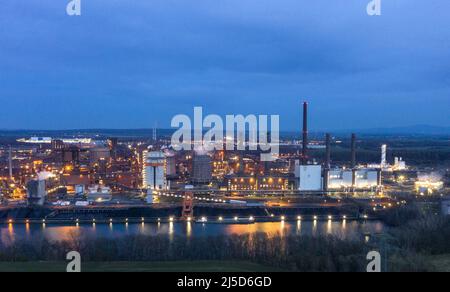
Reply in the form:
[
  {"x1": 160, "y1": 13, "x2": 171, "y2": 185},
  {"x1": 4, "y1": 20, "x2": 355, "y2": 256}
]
[
  {"x1": 0, "y1": 221, "x2": 385, "y2": 244},
  {"x1": 186, "y1": 222, "x2": 192, "y2": 237}
]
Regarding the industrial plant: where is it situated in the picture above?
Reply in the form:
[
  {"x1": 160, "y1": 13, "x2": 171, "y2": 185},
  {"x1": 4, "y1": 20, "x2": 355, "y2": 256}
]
[{"x1": 1, "y1": 101, "x2": 446, "y2": 225}]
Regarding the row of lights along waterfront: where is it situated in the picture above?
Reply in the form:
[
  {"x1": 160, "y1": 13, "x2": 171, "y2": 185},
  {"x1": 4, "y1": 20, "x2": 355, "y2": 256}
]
[{"x1": 4, "y1": 214, "x2": 370, "y2": 225}]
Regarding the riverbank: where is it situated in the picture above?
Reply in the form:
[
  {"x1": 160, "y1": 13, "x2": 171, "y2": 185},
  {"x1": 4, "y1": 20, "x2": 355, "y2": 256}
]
[{"x1": 0, "y1": 204, "x2": 366, "y2": 224}]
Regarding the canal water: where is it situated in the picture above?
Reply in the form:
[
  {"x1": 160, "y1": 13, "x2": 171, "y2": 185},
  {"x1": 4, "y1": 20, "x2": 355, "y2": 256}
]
[{"x1": 0, "y1": 220, "x2": 385, "y2": 244}]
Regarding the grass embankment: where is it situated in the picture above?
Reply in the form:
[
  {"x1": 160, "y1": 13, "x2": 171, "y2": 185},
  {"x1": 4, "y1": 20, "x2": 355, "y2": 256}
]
[
  {"x1": 0, "y1": 261, "x2": 283, "y2": 272},
  {"x1": 428, "y1": 255, "x2": 450, "y2": 272}
]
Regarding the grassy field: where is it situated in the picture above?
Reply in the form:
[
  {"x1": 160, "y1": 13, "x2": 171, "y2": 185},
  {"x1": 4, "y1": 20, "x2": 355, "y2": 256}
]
[
  {"x1": 0, "y1": 261, "x2": 283, "y2": 272},
  {"x1": 428, "y1": 254, "x2": 450, "y2": 272}
]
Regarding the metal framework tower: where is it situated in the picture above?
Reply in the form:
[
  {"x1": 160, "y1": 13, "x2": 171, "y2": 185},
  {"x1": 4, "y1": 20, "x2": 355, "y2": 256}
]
[
  {"x1": 381, "y1": 144, "x2": 387, "y2": 168},
  {"x1": 153, "y1": 122, "x2": 157, "y2": 142},
  {"x1": 302, "y1": 102, "x2": 308, "y2": 165}
]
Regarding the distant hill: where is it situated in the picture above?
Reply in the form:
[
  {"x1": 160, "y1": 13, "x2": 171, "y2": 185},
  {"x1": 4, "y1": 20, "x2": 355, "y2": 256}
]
[
  {"x1": 0, "y1": 125, "x2": 449, "y2": 139},
  {"x1": 345, "y1": 125, "x2": 450, "y2": 136}
]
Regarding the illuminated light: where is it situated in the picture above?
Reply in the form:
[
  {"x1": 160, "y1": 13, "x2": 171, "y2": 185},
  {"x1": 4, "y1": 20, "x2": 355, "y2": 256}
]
[
  {"x1": 281, "y1": 216, "x2": 285, "y2": 221},
  {"x1": 313, "y1": 216, "x2": 318, "y2": 220},
  {"x1": 92, "y1": 219, "x2": 96, "y2": 223},
  {"x1": 26, "y1": 219, "x2": 30, "y2": 224},
  {"x1": 76, "y1": 219, "x2": 79, "y2": 223},
  {"x1": 141, "y1": 217, "x2": 145, "y2": 222},
  {"x1": 249, "y1": 216, "x2": 255, "y2": 221},
  {"x1": 234, "y1": 216, "x2": 239, "y2": 221},
  {"x1": 343, "y1": 215, "x2": 347, "y2": 219},
  {"x1": 201, "y1": 217, "x2": 207, "y2": 223},
  {"x1": 169, "y1": 217, "x2": 174, "y2": 222},
  {"x1": 270, "y1": 214, "x2": 275, "y2": 217},
  {"x1": 125, "y1": 218, "x2": 129, "y2": 222},
  {"x1": 187, "y1": 217, "x2": 192, "y2": 222},
  {"x1": 8, "y1": 219, "x2": 13, "y2": 224},
  {"x1": 297, "y1": 216, "x2": 302, "y2": 220},
  {"x1": 110, "y1": 218, "x2": 113, "y2": 223},
  {"x1": 157, "y1": 218, "x2": 161, "y2": 222},
  {"x1": 42, "y1": 219, "x2": 46, "y2": 223},
  {"x1": 218, "y1": 217, "x2": 223, "y2": 221},
  {"x1": 328, "y1": 215, "x2": 332, "y2": 220},
  {"x1": 363, "y1": 215, "x2": 368, "y2": 219}
]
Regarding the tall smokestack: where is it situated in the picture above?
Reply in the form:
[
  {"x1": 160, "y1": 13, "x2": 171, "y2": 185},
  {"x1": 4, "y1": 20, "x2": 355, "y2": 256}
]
[
  {"x1": 8, "y1": 146, "x2": 13, "y2": 182},
  {"x1": 351, "y1": 134, "x2": 357, "y2": 188},
  {"x1": 302, "y1": 102, "x2": 308, "y2": 165},
  {"x1": 351, "y1": 133, "x2": 357, "y2": 169},
  {"x1": 323, "y1": 133, "x2": 331, "y2": 191},
  {"x1": 325, "y1": 133, "x2": 331, "y2": 169}
]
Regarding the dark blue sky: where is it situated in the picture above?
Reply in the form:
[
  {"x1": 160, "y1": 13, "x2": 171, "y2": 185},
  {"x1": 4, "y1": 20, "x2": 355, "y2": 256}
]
[{"x1": 0, "y1": 0, "x2": 449, "y2": 131}]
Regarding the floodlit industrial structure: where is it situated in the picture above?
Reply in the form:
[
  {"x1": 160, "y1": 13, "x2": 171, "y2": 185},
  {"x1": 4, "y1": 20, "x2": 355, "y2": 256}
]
[
  {"x1": 143, "y1": 150, "x2": 167, "y2": 191},
  {"x1": 324, "y1": 134, "x2": 381, "y2": 192},
  {"x1": 369, "y1": 144, "x2": 408, "y2": 171},
  {"x1": 415, "y1": 172, "x2": 444, "y2": 195},
  {"x1": 299, "y1": 164, "x2": 323, "y2": 191},
  {"x1": 297, "y1": 102, "x2": 324, "y2": 191},
  {"x1": 297, "y1": 102, "x2": 382, "y2": 193},
  {"x1": 393, "y1": 157, "x2": 407, "y2": 171}
]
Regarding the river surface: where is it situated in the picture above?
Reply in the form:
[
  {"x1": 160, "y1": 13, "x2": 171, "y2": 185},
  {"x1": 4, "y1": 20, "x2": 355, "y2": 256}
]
[{"x1": 0, "y1": 220, "x2": 385, "y2": 244}]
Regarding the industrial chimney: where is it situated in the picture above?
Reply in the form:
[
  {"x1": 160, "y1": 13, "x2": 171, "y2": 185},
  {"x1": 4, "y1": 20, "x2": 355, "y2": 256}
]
[
  {"x1": 325, "y1": 133, "x2": 331, "y2": 170},
  {"x1": 351, "y1": 133, "x2": 357, "y2": 169},
  {"x1": 323, "y1": 133, "x2": 332, "y2": 191},
  {"x1": 302, "y1": 102, "x2": 308, "y2": 165},
  {"x1": 351, "y1": 133, "x2": 357, "y2": 187}
]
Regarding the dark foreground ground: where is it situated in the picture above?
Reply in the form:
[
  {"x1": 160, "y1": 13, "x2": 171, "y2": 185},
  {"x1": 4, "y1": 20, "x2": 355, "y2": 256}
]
[
  {"x1": 0, "y1": 256, "x2": 449, "y2": 272},
  {"x1": 0, "y1": 261, "x2": 285, "y2": 272}
]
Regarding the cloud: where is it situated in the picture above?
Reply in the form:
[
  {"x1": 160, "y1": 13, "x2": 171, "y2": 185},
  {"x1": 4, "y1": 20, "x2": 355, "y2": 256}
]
[{"x1": 0, "y1": 0, "x2": 449, "y2": 130}]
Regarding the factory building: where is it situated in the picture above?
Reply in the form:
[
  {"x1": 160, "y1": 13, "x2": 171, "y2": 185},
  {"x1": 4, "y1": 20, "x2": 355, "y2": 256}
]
[
  {"x1": 369, "y1": 144, "x2": 408, "y2": 171},
  {"x1": 326, "y1": 169, "x2": 380, "y2": 190},
  {"x1": 89, "y1": 147, "x2": 111, "y2": 163},
  {"x1": 191, "y1": 153, "x2": 212, "y2": 186},
  {"x1": 299, "y1": 165, "x2": 323, "y2": 191},
  {"x1": 327, "y1": 170, "x2": 353, "y2": 189},
  {"x1": 393, "y1": 157, "x2": 407, "y2": 171},
  {"x1": 143, "y1": 151, "x2": 167, "y2": 190},
  {"x1": 51, "y1": 139, "x2": 65, "y2": 151},
  {"x1": 62, "y1": 146, "x2": 80, "y2": 166},
  {"x1": 354, "y1": 170, "x2": 380, "y2": 189},
  {"x1": 107, "y1": 138, "x2": 118, "y2": 160},
  {"x1": 166, "y1": 155, "x2": 177, "y2": 177},
  {"x1": 415, "y1": 172, "x2": 444, "y2": 195},
  {"x1": 227, "y1": 175, "x2": 292, "y2": 191}
]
